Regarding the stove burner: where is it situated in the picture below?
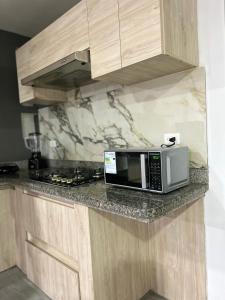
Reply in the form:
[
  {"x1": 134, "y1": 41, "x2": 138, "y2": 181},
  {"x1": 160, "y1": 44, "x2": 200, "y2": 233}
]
[{"x1": 29, "y1": 167, "x2": 104, "y2": 188}]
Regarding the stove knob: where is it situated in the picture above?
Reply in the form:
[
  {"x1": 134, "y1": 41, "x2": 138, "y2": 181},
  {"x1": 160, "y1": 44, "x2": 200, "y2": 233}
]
[
  {"x1": 74, "y1": 168, "x2": 81, "y2": 175},
  {"x1": 93, "y1": 169, "x2": 103, "y2": 179}
]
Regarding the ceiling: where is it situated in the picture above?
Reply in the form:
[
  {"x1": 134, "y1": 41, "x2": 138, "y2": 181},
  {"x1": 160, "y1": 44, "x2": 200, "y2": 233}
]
[{"x1": 0, "y1": 0, "x2": 81, "y2": 37}]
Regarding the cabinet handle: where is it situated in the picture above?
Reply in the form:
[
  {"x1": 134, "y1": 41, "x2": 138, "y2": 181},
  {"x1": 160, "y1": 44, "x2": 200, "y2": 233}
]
[
  {"x1": 23, "y1": 190, "x2": 74, "y2": 208},
  {"x1": 140, "y1": 154, "x2": 147, "y2": 189}
]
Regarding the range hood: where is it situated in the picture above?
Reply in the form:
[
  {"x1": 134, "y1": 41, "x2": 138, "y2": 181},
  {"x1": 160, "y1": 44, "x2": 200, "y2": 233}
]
[{"x1": 21, "y1": 49, "x2": 96, "y2": 90}]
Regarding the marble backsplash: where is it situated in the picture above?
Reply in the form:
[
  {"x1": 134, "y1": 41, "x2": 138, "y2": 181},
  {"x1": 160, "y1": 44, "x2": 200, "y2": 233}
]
[{"x1": 39, "y1": 67, "x2": 207, "y2": 168}]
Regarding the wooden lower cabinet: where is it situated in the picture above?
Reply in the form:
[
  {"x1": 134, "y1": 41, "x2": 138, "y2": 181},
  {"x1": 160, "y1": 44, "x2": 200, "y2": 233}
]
[
  {"x1": 0, "y1": 189, "x2": 16, "y2": 272},
  {"x1": 13, "y1": 189, "x2": 27, "y2": 273},
  {"x1": 13, "y1": 189, "x2": 206, "y2": 300},
  {"x1": 14, "y1": 189, "x2": 94, "y2": 300},
  {"x1": 26, "y1": 241, "x2": 80, "y2": 300}
]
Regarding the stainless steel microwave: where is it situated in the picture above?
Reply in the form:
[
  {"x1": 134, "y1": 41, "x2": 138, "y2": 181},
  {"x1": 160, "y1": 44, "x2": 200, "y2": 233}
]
[{"x1": 104, "y1": 147, "x2": 189, "y2": 194}]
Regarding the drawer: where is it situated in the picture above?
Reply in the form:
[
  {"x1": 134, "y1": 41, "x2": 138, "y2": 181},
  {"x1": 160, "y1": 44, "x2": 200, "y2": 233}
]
[
  {"x1": 26, "y1": 241, "x2": 80, "y2": 300},
  {"x1": 22, "y1": 192, "x2": 81, "y2": 263}
]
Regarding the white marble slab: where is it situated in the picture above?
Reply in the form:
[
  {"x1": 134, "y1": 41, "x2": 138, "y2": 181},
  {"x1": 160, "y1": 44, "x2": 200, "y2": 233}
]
[{"x1": 39, "y1": 67, "x2": 207, "y2": 167}]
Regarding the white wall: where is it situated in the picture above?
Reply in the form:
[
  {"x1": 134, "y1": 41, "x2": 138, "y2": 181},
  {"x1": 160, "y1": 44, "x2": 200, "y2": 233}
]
[{"x1": 198, "y1": 0, "x2": 225, "y2": 298}]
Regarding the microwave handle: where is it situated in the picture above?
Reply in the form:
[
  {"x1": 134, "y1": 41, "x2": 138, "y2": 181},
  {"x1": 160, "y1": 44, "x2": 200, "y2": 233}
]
[{"x1": 140, "y1": 154, "x2": 147, "y2": 189}]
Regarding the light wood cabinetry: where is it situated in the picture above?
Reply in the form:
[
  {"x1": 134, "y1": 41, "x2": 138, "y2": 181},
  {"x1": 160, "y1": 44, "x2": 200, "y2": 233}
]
[
  {"x1": 11, "y1": 189, "x2": 206, "y2": 300},
  {"x1": 87, "y1": 0, "x2": 198, "y2": 84},
  {"x1": 14, "y1": 190, "x2": 94, "y2": 300},
  {"x1": 16, "y1": 1, "x2": 89, "y2": 105},
  {"x1": 86, "y1": 0, "x2": 121, "y2": 77},
  {"x1": 0, "y1": 189, "x2": 16, "y2": 272},
  {"x1": 26, "y1": 242, "x2": 80, "y2": 300},
  {"x1": 89, "y1": 199, "x2": 206, "y2": 300},
  {"x1": 22, "y1": 193, "x2": 80, "y2": 263},
  {"x1": 12, "y1": 189, "x2": 27, "y2": 273},
  {"x1": 16, "y1": 0, "x2": 199, "y2": 103},
  {"x1": 119, "y1": 0, "x2": 162, "y2": 67}
]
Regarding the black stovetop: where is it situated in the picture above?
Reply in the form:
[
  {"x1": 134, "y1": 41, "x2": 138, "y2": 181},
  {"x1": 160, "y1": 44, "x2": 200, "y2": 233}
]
[{"x1": 29, "y1": 167, "x2": 104, "y2": 188}]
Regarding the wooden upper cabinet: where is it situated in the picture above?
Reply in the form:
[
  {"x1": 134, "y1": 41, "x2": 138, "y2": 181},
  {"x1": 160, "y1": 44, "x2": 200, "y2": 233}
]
[
  {"x1": 86, "y1": 0, "x2": 121, "y2": 78},
  {"x1": 16, "y1": 1, "x2": 89, "y2": 105},
  {"x1": 87, "y1": 0, "x2": 199, "y2": 84},
  {"x1": 119, "y1": 0, "x2": 162, "y2": 67},
  {"x1": 16, "y1": 0, "x2": 199, "y2": 103}
]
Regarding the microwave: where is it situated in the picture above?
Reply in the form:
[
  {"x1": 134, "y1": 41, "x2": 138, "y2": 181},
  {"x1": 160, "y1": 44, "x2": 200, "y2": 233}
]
[{"x1": 104, "y1": 147, "x2": 189, "y2": 194}]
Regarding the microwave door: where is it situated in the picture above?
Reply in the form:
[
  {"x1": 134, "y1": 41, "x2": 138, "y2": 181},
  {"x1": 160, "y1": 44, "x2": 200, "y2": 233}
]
[{"x1": 105, "y1": 152, "x2": 144, "y2": 188}]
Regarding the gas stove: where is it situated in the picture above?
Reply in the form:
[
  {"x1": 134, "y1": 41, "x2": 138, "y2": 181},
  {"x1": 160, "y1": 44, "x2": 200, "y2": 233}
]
[{"x1": 29, "y1": 167, "x2": 104, "y2": 187}]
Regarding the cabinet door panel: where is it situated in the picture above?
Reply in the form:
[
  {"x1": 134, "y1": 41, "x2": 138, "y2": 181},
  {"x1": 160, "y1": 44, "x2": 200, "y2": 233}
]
[
  {"x1": 13, "y1": 189, "x2": 27, "y2": 272},
  {"x1": 22, "y1": 193, "x2": 79, "y2": 263},
  {"x1": 87, "y1": 0, "x2": 121, "y2": 77},
  {"x1": 15, "y1": 191, "x2": 94, "y2": 300},
  {"x1": 161, "y1": 0, "x2": 199, "y2": 65},
  {"x1": 18, "y1": 1, "x2": 89, "y2": 78},
  {"x1": 0, "y1": 189, "x2": 16, "y2": 272},
  {"x1": 90, "y1": 42, "x2": 121, "y2": 78},
  {"x1": 119, "y1": 0, "x2": 162, "y2": 67},
  {"x1": 26, "y1": 242, "x2": 80, "y2": 300}
]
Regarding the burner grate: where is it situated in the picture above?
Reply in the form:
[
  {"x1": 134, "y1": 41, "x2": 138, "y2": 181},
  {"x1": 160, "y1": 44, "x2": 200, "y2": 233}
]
[{"x1": 29, "y1": 167, "x2": 104, "y2": 187}]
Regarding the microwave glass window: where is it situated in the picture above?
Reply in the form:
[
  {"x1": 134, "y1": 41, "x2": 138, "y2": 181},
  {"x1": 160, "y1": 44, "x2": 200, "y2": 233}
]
[
  {"x1": 105, "y1": 152, "x2": 143, "y2": 188},
  {"x1": 127, "y1": 155, "x2": 141, "y2": 184}
]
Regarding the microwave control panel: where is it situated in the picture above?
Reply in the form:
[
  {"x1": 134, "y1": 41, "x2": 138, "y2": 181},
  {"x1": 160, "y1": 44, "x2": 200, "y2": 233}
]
[{"x1": 149, "y1": 152, "x2": 162, "y2": 191}]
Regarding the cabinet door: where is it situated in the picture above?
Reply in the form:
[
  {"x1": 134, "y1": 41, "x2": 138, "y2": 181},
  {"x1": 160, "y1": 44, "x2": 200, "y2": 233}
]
[
  {"x1": 161, "y1": 0, "x2": 199, "y2": 65},
  {"x1": 87, "y1": 0, "x2": 122, "y2": 77},
  {"x1": 21, "y1": 191, "x2": 94, "y2": 300},
  {"x1": 16, "y1": 1, "x2": 88, "y2": 104},
  {"x1": 13, "y1": 189, "x2": 27, "y2": 273},
  {"x1": 22, "y1": 193, "x2": 80, "y2": 263},
  {"x1": 26, "y1": 241, "x2": 80, "y2": 300},
  {"x1": 18, "y1": 1, "x2": 89, "y2": 78},
  {"x1": 0, "y1": 189, "x2": 16, "y2": 272},
  {"x1": 118, "y1": 0, "x2": 162, "y2": 67}
]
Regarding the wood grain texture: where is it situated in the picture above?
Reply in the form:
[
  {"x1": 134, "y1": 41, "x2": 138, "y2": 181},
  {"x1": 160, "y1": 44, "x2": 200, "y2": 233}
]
[
  {"x1": 94, "y1": 54, "x2": 194, "y2": 85},
  {"x1": 26, "y1": 242, "x2": 81, "y2": 300},
  {"x1": 119, "y1": 0, "x2": 162, "y2": 67},
  {"x1": 21, "y1": 193, "x2": 80, "y2": 264},
  {"x1": 0, "y1": 190, "x2": 16, "y2": 272},
  {"x1": 16, "y1": 50, "x2": 68, "y2": 105},
  {"x1": 88, "y1": 198, "x2": 206, "y2": 300},
  {"x1": 12, "y1": 189, "x2": 206, "y2": 300},
  {"x1": 86, "y1": 0, "x2": 122, "y2": 77},
  {"x1": 16, "y1": 0, "x2": 88, "y2": 104},
  {"x1": 89, "y1": 208, "x2": 152, "y2": 300},
  {"x1": 17, "y1": 1, "x2": 89, "y2": 77},
  {"x1": 26, "y1": 232, "x2": 79, "y2": 272},
  {"x1": 161, "y1": 0, "x2": 199, "y2": 66},
  {"x1": 149, "y1": 199, "x2": 206, "y2": 300},
  {"x1": 89, "y1": 0, "x2": 198, "y2": 84},
  {"x1": 12, "y1": 189, "x2": 27, "y2": 273},
  {"x1": 19, "y1": 191, "x2": 94, "y2": 300}
]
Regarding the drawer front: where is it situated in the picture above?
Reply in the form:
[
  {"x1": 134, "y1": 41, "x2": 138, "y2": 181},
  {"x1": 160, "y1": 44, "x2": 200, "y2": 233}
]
[
  {"x1": 26, "y1": 241, "x2": 80, "y2": 300},
  {"x1": 22, "y1": 193, "x2": 80, "y2": 263}
]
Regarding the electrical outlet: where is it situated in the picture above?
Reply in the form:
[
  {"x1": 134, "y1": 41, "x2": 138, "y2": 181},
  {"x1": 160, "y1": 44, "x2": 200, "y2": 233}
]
[
  {"x1": 164, "y1": 133, "x2": 181, "y2": 145},
  {"x1": 49, "y1": 140, "x2": 57, "y2": 148}
]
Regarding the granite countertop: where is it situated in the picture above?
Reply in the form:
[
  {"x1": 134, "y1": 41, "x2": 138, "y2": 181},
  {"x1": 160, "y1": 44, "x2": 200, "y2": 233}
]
[{"x1": 0, "y1": 169, "x2": 208, "y2": 223}]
